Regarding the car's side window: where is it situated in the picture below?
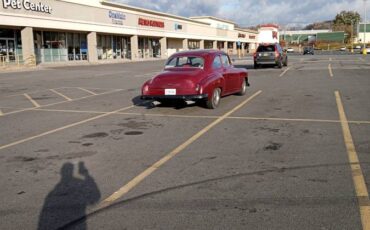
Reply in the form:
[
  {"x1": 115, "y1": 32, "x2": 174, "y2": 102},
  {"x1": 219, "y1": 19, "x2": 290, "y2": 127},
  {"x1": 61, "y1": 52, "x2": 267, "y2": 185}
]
[
  {"x1": 212, "y1": 55, "x2": 222, "y2": 69},
  {"x1": 221, "y1": 54, "x2": 230, "y2": 67}
]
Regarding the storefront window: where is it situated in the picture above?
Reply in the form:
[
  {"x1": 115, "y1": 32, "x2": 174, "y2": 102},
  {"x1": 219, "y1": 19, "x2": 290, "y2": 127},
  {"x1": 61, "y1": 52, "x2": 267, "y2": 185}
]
[
  {"x1": 204, "y1": 41, "x2": 213, "y2": 49},
  {"x1": 34, "y1": 31, "x2": 86, "y2": 63},
  {"x1": 217, "y1": 41, "x2": 224, "y2": 50},
  {"x1": 0, "y1": 29, "x2": 22, "y2": 63},
  {"x1": 188, "y1": 40, "x2": 200, "y2": 50},
  {"x1": 97, "y1": 34, "x2": 131, "y2": 60},
  {"x1": 138, "y1": 37, "x2": 161, "y2": 59}
]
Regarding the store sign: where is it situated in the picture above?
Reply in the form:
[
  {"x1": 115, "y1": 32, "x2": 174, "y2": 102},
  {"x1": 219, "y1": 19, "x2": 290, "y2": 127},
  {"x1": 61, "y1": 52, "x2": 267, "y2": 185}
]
[
  {"x1": 174, "y1": 23, "x2": 182, "y2": 30},
  {"x1": 238, "y1": 33, "x2": 246, "y2": 38},
  {"x1": 2, "y1": 0, "x2": 52, "y2": 14},
  {"x1": 138, "y1": 18, "x2": 164, "y2": 28},
  {"x1": 109, "y1": 10, "x2": 125, "y2": 25},
  {"x1": 249, "y1": 35, "x2": 256, "y2": 39}
]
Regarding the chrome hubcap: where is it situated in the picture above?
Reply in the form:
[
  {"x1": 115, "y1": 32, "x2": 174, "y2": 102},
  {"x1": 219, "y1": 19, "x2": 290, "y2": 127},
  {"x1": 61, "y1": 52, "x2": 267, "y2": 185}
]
[{"x1": 213, "y1": 89, "x2": 220, "y2": 105}]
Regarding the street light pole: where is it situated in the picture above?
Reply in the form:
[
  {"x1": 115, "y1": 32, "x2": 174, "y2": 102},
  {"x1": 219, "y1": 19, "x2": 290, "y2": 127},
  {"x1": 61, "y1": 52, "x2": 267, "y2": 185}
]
[{"x1": 364, "y1": 0, "x2": 367, "y2": 49}]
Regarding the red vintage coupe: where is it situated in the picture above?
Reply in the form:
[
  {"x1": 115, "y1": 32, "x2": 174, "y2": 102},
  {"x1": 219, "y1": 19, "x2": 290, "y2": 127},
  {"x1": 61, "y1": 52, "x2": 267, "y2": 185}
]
[{"x1": 141, "y1": 50, "x2": 249, "y2": 109}]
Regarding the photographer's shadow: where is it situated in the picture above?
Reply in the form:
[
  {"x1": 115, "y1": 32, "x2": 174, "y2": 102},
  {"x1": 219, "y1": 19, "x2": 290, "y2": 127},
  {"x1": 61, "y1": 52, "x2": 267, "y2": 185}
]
[{"x1": 38, "y1": 162, "x2": 101, "y2": 230}]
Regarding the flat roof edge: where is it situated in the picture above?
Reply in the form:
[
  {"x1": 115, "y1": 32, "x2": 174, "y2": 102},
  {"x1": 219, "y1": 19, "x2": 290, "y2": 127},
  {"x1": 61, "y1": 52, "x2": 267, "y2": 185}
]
[{"x1": 101, "y1": 1, "x2": 210, "y2": 26}]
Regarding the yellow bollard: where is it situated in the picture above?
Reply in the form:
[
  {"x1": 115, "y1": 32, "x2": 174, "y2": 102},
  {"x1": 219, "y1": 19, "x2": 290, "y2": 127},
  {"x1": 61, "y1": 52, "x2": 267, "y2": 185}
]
[{"x1": 363, "y1": 48, "x2": 367, "y2": 56}]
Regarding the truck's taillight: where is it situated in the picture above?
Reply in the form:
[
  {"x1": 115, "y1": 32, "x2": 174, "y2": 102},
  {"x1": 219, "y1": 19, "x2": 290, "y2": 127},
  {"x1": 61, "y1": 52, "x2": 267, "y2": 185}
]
[{"x1": 253, "y1": 52, "x2": 257, "y2": 58}]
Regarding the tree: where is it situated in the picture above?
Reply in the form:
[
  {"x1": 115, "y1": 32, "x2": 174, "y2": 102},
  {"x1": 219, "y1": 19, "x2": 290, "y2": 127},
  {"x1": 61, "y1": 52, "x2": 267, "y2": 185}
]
[
  {"x1": 333, "y1": 11, "x2": 361, "y2": 26},
  {"x1": 333, "y1": 11, "x2": 361, "y2": 43}
]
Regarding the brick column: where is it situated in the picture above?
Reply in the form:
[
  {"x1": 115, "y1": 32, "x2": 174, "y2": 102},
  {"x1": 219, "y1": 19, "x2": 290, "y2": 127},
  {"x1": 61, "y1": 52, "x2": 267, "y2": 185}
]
[
  {"x1": 160, "y1": 37, "x2": 167, "y2": 58},
  {"x1": 87, "y1": 32, "x2": 98, "y2": 63},
  {"x1": 130, "y1": 35, "x2": 139, "y2": 60},
  {"x1": 200, "y1": 40, "x2": 205, "y2": 49},
  {"x1": 21, "y1": 27, "x2": 35, "y2": 65},
  {"x1": 233, "y1": 42, "x2": 237, "y2": 55},
  {"x1": 213, "y1": 41, "x2": 217, "y2": 50},
  {"x1": 182, "y1": 38, "x2": 188, "y2": 50},
  {"x1": 223, "y1": 41, "x2": 228, "y2": 53}
]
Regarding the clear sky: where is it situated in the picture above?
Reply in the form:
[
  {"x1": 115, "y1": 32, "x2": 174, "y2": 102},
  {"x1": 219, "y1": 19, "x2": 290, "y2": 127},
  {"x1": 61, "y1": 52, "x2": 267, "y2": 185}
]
[{"x1": 112, "y1": 0, "x2": 370, "y2": 27}]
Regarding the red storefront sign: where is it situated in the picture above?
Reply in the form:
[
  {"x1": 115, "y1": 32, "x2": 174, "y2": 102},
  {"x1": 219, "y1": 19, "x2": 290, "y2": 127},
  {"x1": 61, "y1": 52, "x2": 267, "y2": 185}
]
[{"x1": 138, "y1": 18, "x2": 165, "y2": 28}]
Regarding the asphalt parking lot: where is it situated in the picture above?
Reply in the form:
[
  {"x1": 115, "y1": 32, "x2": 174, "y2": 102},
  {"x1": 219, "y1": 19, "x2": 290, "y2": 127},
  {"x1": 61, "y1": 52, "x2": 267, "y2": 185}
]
[{"x1": 0, "y1": 54, "x2": 370, "y2": 229}]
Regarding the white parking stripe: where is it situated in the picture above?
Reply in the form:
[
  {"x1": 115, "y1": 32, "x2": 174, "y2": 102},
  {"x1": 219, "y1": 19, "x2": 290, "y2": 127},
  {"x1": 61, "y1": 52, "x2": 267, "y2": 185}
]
[
  {"x1": 23, "y1": 94, "x2": 40, "y2": 108},
  {"x1": 279, "y1": 67, "x2": 290, "y2": 77},
  {"x1": 50, "y1": 89, "x2": 72, "y2": 101},
  {"x1": 78, "y1": 87, "x2": 98, "y2": 95},
  {"x1": 328, "y1": 64, "x2": 334, "y2": 78}
]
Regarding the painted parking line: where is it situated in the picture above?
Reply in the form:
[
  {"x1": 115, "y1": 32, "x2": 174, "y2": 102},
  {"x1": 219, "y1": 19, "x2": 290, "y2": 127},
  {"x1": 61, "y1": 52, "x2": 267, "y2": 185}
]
[
  {"x1": 0, "y1": 109, "x2": 3, "y2": 116},
  {"x1": 335, "y1": 91, "x2": 370, "y2": 230},
  {"x1": 2, "y1": 89, "x2": 124, "y2": 117},
  {"x1": 97, "y1": 90, "x2": 262, "y2": 209},
  {"x1": 279, "y1": 67, "x2": 291, "y2": 77},
  {"x1": 78, "y1": 87, "x2": 98, "y2": 95},
  {"x1": 0, "y1": 104, "x2": 135, "y2": 152},
  {"x1": 50, "y1": 89, "x2": 72, "y2": 101},
  {"x1": 23, "y1": 93, "x2": 40, "y2": 108},
  {"x1": 328, "y1": 64, "x2": 334, "y2": 78},
  {"x1": 33, "y1": 108, "x2": 370, "y2": 125}
]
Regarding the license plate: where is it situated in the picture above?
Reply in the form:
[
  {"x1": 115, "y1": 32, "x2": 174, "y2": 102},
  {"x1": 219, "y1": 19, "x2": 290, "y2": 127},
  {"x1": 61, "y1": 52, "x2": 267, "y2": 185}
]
[
  {"x1": 165, "y1": 89, "x2": 176, "y2": 95},
  {"x1": 263, "y1": 53, "x2": 269, "y2": 56}
]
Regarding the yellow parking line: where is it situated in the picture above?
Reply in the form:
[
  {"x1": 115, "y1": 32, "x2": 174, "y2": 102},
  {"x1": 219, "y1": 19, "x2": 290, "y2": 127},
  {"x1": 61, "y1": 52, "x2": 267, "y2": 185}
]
[
  {"x1": 328, "y1": 64, "x2": 334, "y2": 78},
  {"x1": 23, "y1": 93, "x2": 40, "y2": 108},
  {"x1": 98, "y1": 90, "x2": 262, "y2": 209},
  {"x1": 0, "y1": 109, "x2": 3, "y2": 116},
  {"x1": 0, "y1": 105, "x2": 135, "y2": 151},
  {"x1": 279, "y1": 67, "x2": 291, "y2": 77},
  {"x1": 32, "y1": 109, "x2": 370, "y2": 125},
  {"x1": 50, "y1": 89, "x2": 72, "y2": 101},
  {"x1": 229, "y1": 116, "x2": 340, "y2": 123},
  {"x1": 335, "y1": 91, "x2": 370, "y2": 230},
  {"x1": 78, "y1": 87, "x2": 98, "y2": 95}
]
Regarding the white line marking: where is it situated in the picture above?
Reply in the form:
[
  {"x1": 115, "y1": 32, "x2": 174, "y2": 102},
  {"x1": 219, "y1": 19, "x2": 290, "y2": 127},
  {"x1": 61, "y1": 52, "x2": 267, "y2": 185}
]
[
  {"x1": 50, "y1": 89, "x2": 72, "y2": 101},
  {"x1": 0, "y1": 105, "x2": 135, "y2": 151},
  {"x1": 279, "y1": 67, "x2": 291, "y2": 77},
  {"x1": 98, "y1": 90, "x2": 262, "y2": 208},
  {"x1": 78, "y1": 87, "x2": 98, "y2": 95},
  {"x1": 2, "y1": 89, "x2": 124, "y2": 117},
  {"x1": 23, "y1": 94, "x2": 40, "y2": 108},
  {"x1": 328, "y1": 64, "x2": 334, "y2": 78}
]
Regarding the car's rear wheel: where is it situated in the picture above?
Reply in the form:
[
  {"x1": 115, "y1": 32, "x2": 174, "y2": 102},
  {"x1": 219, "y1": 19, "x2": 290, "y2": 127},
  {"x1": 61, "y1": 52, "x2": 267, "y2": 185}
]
[
  {"x1": 254, "y1": 62, "x2": 258, "y2": 69},
  {"x1": 206, "y1": 88, "x2": 221, "y2": 109},
  {"x1": 237, "y1": 79, "x2": 247, "y2": 96}
]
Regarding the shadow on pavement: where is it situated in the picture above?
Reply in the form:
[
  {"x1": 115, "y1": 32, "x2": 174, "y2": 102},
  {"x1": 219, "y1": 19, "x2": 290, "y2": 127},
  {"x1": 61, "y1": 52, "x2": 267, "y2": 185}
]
[{"x1": 38, "y1": 162, "x2": 101, "y2": 230}]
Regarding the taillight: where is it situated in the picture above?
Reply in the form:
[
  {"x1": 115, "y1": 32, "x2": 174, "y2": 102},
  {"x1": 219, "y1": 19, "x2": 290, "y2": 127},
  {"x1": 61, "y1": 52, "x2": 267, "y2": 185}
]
[{"x1": 253, "y1": 52, "x2": 257, "y2": 58}]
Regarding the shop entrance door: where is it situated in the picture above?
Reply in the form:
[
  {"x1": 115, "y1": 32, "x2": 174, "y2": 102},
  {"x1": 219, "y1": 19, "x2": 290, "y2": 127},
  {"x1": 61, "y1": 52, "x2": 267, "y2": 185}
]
[{"x1": 0, "y1": 38, "x2": 16, "y2": 62}]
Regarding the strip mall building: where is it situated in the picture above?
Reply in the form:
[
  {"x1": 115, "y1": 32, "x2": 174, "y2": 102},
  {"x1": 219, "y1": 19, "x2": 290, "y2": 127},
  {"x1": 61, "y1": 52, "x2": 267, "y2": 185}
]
[{"x1": 0, "y1": 0, "x2": 259, "y2": 65}]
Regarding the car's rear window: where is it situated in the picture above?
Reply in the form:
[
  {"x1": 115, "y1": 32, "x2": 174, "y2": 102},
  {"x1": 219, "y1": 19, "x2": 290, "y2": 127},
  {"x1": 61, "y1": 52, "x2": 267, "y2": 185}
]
[
  {"x1": 257, "y1": 45, "x2": 275, "y2": 52},
  {"x1": 165, "y1": 56, "x2": 205, "y2": 69}
]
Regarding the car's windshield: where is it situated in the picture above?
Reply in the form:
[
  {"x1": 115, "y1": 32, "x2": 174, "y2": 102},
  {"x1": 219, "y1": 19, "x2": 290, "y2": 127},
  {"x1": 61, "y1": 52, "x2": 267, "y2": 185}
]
[{"x1": 165, "y1": 56, "x2": 205, "y2": 69}]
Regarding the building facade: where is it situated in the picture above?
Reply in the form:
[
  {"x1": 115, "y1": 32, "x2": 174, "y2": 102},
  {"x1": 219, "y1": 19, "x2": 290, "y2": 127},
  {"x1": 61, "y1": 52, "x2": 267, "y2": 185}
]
[
  {"x1": 358, "y1": 23, "x2": 370, "y2": 44},
  {"x1": 0, "y1": 0, "x2": 258, "y2": 65}
]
